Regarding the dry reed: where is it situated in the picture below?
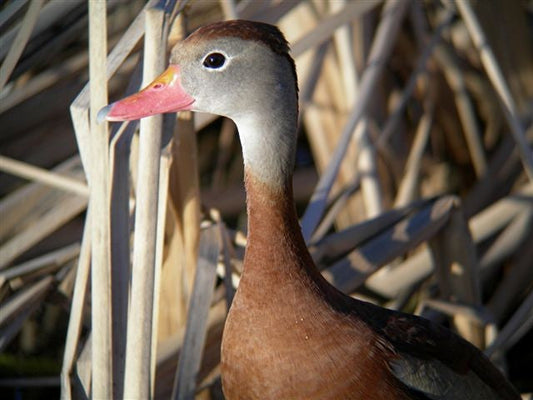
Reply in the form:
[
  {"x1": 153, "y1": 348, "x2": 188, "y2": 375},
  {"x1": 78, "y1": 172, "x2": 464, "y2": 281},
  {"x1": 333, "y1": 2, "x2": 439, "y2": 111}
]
[{"x1": 0, "y1": 1, "x2": 531, "y2": 398}]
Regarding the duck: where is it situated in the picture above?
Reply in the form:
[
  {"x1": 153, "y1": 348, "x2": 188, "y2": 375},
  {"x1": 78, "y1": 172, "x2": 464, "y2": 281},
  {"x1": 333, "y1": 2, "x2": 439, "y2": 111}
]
[{"x1": 99, "y1": 19, "x2": 520, "y2": 400}]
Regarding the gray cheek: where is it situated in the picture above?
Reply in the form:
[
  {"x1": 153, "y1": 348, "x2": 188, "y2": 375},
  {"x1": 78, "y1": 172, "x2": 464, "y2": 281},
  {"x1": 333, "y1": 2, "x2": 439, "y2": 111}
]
[{"x1": 181, "y1": 67, "x2": 206, "y2": 100}]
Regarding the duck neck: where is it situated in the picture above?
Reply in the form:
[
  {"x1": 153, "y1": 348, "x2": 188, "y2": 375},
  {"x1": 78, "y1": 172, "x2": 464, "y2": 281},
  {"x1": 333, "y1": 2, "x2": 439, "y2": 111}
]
[
  {"x1": 243, "y1": 169, "x2": 312, "y2": 275},
  {"x1": 242, "y1": 168, "x2": 347, "y2": 310},
  {"x1": 234, "y1": 97, "x2": 312, "y2": 276},
  {"x1": 234, "y1": 109, "x2": 297, "y2": 187}
]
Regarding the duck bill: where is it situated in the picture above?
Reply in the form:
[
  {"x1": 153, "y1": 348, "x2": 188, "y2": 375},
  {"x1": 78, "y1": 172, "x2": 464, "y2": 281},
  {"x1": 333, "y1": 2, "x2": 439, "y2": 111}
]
[{"x1": 98, "y1": 64, "x2": 194, "y2": 122}]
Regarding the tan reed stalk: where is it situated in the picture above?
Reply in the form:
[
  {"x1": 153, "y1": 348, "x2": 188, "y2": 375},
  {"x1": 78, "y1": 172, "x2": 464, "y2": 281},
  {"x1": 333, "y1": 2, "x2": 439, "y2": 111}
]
[
  {"x1": 456, "y1": 0, "x2": 533, "y2": 182},
  {"x1": 300, "y1": 0, "x2": 410, "y2": 242},
  {"x1": 0, "y1": 155, "x2": 89, "y2": 198},
  {"x1": 0, "y1": 0, "x2": 43, "y2": 90},
  {"x1": 60, "y1": 207, "x2": 92, "y2": 399},
  {"x1": 123, "y1": 5, "x2": 166, "y2": 399},
  {"x1": 88, "y1": 1, "x2": 112, "y2": 398}
]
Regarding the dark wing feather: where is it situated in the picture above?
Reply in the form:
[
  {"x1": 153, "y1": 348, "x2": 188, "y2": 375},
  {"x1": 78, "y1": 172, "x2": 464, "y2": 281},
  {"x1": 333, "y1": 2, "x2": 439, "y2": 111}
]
[{"x1": 352, "y1": 300, "x2": 520, "y2": 400}]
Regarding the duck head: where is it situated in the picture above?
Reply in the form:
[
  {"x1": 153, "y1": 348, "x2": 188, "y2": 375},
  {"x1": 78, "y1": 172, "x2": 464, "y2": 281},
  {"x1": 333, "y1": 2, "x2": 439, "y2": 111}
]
[
  {"x1": 99, "y1": 20, "x2": 297, "y2": 124},
  {"x1": 99, "y1": 19, "x2": 299, "y2": 186}
]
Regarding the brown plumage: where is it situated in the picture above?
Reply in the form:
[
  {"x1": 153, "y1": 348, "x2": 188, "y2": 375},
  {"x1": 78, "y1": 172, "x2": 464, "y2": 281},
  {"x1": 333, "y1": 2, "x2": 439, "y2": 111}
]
[
  {"x1": 100, "y1": 19, "x2": 520, "y2": 400},
  {"x1": 220, "y1": 171, "x2": 519, "y2": 399},
  {"x1": 221, "y1": 173, "x2": 412, "y2": 399}
]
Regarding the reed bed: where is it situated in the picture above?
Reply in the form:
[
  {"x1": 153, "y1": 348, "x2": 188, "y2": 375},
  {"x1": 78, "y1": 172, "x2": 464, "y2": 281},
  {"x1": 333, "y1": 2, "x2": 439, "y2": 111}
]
[{"x1": 0, "y1": 0, "x2": 532, "y2": 399}]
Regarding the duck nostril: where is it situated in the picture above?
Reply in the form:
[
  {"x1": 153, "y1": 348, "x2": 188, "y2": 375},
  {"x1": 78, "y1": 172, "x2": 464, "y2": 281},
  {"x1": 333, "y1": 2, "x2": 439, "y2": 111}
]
[{"x1": 153, "y1": 83, "x2": 163, "y2": 89}]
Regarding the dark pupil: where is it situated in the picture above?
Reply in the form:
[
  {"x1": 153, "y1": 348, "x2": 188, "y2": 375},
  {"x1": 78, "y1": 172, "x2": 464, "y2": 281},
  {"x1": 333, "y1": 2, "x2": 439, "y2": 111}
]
[{"x1": 203, "y1": 53, "x2": 225, "y2": 69}]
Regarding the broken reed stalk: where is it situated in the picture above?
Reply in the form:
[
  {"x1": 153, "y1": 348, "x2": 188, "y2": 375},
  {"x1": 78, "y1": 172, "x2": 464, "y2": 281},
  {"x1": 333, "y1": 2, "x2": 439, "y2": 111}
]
[
  {"x1": 430, "y1": 205, "x2": 484, "y2": 347},
  {"x1": 0, "y1": 0, "x2": 84, "y2": 60},
  {"x1": 0, "y1": 301, "x2": 37, "y2": 351},
  {"x1": 0, "y1": 0, "x2": 27, "y2": 30},
  {"x1": 394, "y1": 102, "x2": 434, "y2": 207},
  {"x1": 1, "y1": 1, "x2": 529, "y2": 397},
  {"x1": 219, "y1": 0, "x2": 238, "y2": 20},
  {"x1": 479, "y1": 208, "x2": 533, "y2": 277},
  {"x1": 60, "y1": 206, "x2": 92, "y2": 399},
  {"x1": 469, "y1": 183, "x2": 533, "y2": 244},
  {"x1": 150, "y1": 145, "x2": 172, "y2": 396},
  {"x1": 88, "y1": 1, "x2": 112, "y2": 398},
  {"x1": 0, "y1": 275, "x2": 53, "y2": 348},
  {"x1": 169, "y1": 111, "x2": 202, "y2": 313},
  {"x1": 485, "y1": 290, "x2": 533, "y2": 357},
  {"x1": 123, "y1": 6, "x2": 166, "y2": 399},
  {"x1": 290, "y1": 0, "x2": 381, "y2": 58},
  {"x1": 365, "y1": 184, "x2": 532, "y2": 300},
  {"x1": 0, "y1": 191, "x2": 86, "y2": 270},
  {"x1": 331, "y1": 0, "x2": 358, "y2": 106},
  {"x1": 0, "y1": 157, "x2": 86, "y2": 269},
  {"x1": 0, "y1": 275, "x2": 49, "y2": 326},
  {"x1": 0, "y1": 243, "x2": 79, "y2": 288},
  {"x1": 300, "y1": 0, "x2": 410, "y2": 242},
  {"x1": 64, "y1": 3, "x2": 156, "y2": 397},
  {"x1": 330, "y1": 1, "x2": 367, "y2": 225},
  {"x1": 108, "y1": 123, "x2": 134, "y2": 400},
  {"x1": 456, "y1": 0, "x2": 533, "y2": 182},
  {"x1": 377, "y1": 18, "x2": 454, "y2": 150},
  {"x1": 0, "y1": 50, "x2": 88, "y2": 114},
  {"x1": 357, "y1": 119, "x2": 383, "y2": 218},
  {"x1": 172, "y1": 226, "x2": 221, "y2": 400},
  {"x1": 377, "y1": 9, "x2": 454, "y2": 149},
  {"x1": 322, "y1": 196, "x2": 458, "y2": 294},
  {"x1": 289, "y1": 1, "x2": 384, "y2": 231},
  {"x1": 488, "y1": 242, "x2": 533, "y2": 324},
  {"x1": 0, "y1": 0, "x2": 43, "y2": 90},
  {"x1": 289, "y1": 11, "x2": 329, "y2": 181},
  {"x1": 0, "y1": 155, "x2": 89, "y2": 198},
  {"x1": 433, "y1": 44, "x2": 487, "y2": 178}
]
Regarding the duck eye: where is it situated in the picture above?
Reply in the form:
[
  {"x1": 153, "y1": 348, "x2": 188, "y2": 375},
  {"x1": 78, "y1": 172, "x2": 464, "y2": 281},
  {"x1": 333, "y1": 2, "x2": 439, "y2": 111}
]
[{"x1": 203, "y1": 52, "x2": 226, "y2": 69}]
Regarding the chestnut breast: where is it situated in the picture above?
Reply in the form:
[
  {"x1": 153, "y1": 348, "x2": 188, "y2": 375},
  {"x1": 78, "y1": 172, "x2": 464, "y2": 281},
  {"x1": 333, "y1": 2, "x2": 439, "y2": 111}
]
[{"x1": 220, "y1": 175, "x2": 410, "y2": 400}]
